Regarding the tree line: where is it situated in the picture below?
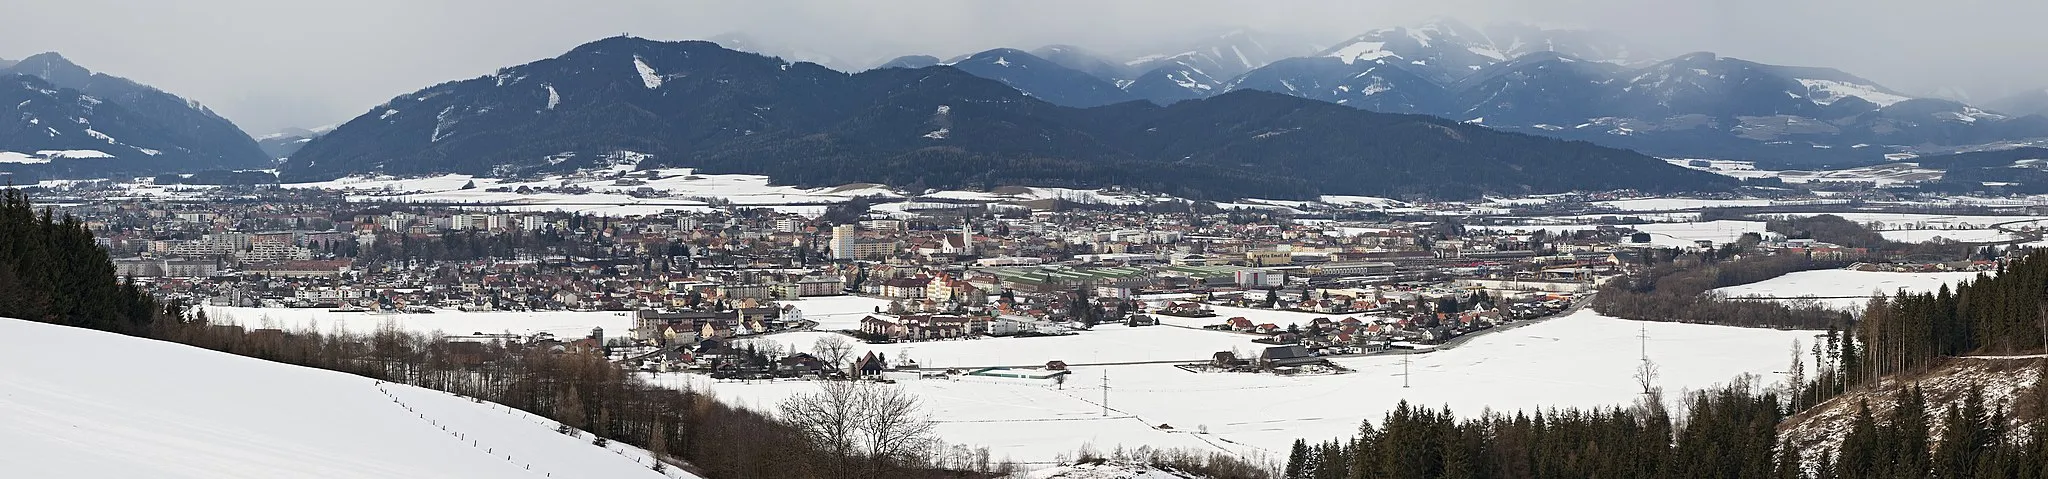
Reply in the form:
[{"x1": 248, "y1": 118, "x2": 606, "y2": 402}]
[
  {"x1": 1596, "y1": 250, "x2": 1857, "y2": 329},
  {"x1": 1282, "y1": 378, "x2": 1791, "y2": 479}
]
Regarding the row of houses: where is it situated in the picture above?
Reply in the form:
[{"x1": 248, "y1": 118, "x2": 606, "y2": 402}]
[{"x1": 857, "y1": 314, "x2": 1034, "y2": 341}]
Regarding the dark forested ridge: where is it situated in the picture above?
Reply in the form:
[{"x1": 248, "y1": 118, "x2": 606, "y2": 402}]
[{"x1": 282, "y1": 36, "x2": 1735, "y2": 200}]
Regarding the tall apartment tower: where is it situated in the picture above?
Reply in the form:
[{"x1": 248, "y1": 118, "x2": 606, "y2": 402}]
[{"x1": 831, "y1": 224, "x2": 858, "y2": 261}]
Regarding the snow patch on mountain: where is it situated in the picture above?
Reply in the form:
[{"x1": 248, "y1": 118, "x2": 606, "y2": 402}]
[
  {"x1": 0, "y1": 151, "x2": 49, "y2": 164},
  {"x1": 37, "y1": 149, "x2": 113, "y2": 159},
  {"x1": 1798, "y1": 79, "x2": 1912, "y2": 107},
  {"x1": 545, "y1": 84, "x2": 561, "y2": 110},
  {"x1": 1328, "y1": 41, "x2": 1394, "y2": 64},
  {"x1": 633, "y1": 55, "x2": 662, "y2": 89},
  {"x1": 431, "y1": 106, "x2": 457, "y2": 143}
]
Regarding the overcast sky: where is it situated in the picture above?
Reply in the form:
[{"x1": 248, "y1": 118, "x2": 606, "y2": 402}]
[{"x1": 6, "y1": 0, "x2": 2045, "y2": 135}]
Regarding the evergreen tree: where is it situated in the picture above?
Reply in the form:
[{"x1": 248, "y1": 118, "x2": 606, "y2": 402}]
[{"x1": 1285, "y1": 439, "x2": 1310, "y2": 479}]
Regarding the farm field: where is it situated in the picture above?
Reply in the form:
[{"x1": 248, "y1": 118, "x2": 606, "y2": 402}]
[{"x1": 1709, "y1": 269, "x2": 1989, "y2": 310}]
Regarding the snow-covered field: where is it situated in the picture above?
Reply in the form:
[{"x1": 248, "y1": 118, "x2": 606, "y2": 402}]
[
  {"x1": 278, "y1": 171, "x2": 1194, "y2": 217},
  {"x1": 203, "y1": 306, "x2": 634, "y2": 338},
  {"x1": 744, "y1": 324, "x2": 1257, "y2": 368},
  {"x1": 1628, "y1": 220, "x2": 1770, "y2": 248},
  {"x1": 0, "y1": 317, "x2": 690, "y2": 479},
  {"x1": 1710, "y1": 269, "x2": 1989, "y2": 310},
  {"x1": 1598, "y1": 198, "x2": 1776, "y2": 211},
  {"x1": 1665, "y1": 159, "x2": 1944, "y2": 186},
  {"x1": 1761, "y1": 213, "x2": 2048, "y2": 230},
  {"x1": 783, "y1": 295, "x2": 895, "y2": 330},
  {"x1": 1877, "y1": 228, "x2": 2018, "y2": 244},
  {"x1": 677, "y1": 310, "x2": 1818, "y2": 465}
]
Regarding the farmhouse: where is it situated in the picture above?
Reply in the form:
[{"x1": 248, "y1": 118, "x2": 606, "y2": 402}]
[{"x1": 1258, "y1": 345, "x2": 1321, "y2": 368}]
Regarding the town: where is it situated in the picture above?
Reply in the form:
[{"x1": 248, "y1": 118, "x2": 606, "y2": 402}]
[{"x1": 27, "y1": 175, "x2": 2024, "y2": 385}]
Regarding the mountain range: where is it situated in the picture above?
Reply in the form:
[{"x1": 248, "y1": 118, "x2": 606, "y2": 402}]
[
  {"x1": 8, "y1": 19, "x2": 2048, "y2": 195},
  {"x1": 0, "y1": 53, "x2": 267, "y2": 176},
  {"x1": 885, "y1": 19, "x2": 2048, "y2": 169},
  {"x1": 256, "y1": 125, "x2": 334, "y2": 160},
  {"x1": 280, "y1": 36, "x2": 1734, "y2": 200}
]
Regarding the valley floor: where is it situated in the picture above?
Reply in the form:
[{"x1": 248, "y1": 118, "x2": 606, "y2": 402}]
[{"x1": 665, "y1": 309, "x2": 1819, "y2": 466}]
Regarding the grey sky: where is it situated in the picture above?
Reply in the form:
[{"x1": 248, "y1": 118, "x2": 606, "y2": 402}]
[{"x1": 6, "y1": 0, "x2": 2044, "y2": 135}]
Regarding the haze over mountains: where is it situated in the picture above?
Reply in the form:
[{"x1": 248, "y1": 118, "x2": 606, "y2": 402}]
[{"x1": 6, "y1": 18, "x2": 2048, "y2": 198}]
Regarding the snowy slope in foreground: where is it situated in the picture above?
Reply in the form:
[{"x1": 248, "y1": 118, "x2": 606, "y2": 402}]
[{"x1": 0, "y1": 318, "x2": 691, "y2": 479}]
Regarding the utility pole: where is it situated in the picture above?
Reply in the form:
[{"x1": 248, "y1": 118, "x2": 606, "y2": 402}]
[
  {"x1": 1638, "y1": 323, "x2": 1649, "y2": 361},
  {"x1": 1100, "y1": 371, "x2": 1110, "y2": 416},
  {"x1": 1402, "y1": 354, "x2": 1411, "y2": 388}
]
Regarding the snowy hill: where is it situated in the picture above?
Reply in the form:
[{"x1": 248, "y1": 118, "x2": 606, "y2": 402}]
[
  {"x1": 1778, "y1": 355, "x2": 2045, "y2": 466},
  {"x1": 0, "y1": 317, "x2": 692, "y2": 479}
]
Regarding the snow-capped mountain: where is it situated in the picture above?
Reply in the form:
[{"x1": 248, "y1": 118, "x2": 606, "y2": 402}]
[
  {"x1": 1, "y1": 53, "x2": 267, "y2": 174},
  {"x1": 1195, "y1": 20, "x2": 2048, "y2": 167},
  {"x1": 944, "y1": 48, "x2": 1135, "y2": 107},
  {"x1": 1118, "y1": 30, "x2": 1320, "y2": 104},
  {"x1": 1213, "y1": 19, "x2": 1650, "y2": 118},
  {"x1": 1317, "y1": 19, "x2": 1507, "y2": 85}
]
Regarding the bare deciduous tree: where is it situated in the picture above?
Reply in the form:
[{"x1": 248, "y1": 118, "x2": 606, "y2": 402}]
[
  {"x1": 812, "y1": 334, "x2": 856, "y2": 373},
  {"x1": 779, "y1": 381, "x2": 937, "y2": 478},
  {"x1": 779, "y1": 380, "x2": 861, "y2": 461},
  {"x1": 856, "y1": 382, "x2": 937, "y2": 467},
  {"x1": 1636, "y1": 358, "x2": 1661, "y2": 396}
]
